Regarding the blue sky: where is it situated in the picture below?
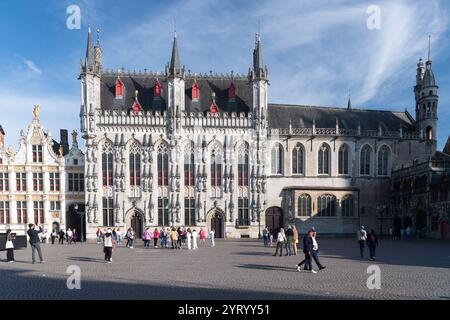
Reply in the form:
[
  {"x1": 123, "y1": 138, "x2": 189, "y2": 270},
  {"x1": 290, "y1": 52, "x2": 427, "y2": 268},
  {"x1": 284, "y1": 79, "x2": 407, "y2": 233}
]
[{"x1": 0, "y1": 0, "x2": 449, "y2": 150}]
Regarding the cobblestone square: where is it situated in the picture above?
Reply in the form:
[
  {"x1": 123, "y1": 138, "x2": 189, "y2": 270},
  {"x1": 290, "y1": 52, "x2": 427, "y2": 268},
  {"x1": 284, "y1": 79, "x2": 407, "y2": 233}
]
[{"x1": 0, "y1": 238, "x2": 449, "y2": 300}]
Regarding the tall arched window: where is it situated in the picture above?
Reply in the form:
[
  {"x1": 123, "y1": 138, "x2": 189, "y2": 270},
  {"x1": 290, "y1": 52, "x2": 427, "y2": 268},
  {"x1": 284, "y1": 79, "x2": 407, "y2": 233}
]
[
  {"x1": 102, "y1": 142, "x2": 113, "y2": 187},
  {"x1": 377, "y1": 145, "x2": 390, "y2": 176},
  {"x1": 338, "y1": 144, "x2": 350, "y2": 175},
  {"x1": 318, "y1": 143, "x2": 330, "y2": 175},
  {"x1": 341, "y1": 195, "x2": 354, "y2": 217},
  {"x1": 317, "y1": 194, "x2": 336, "y2": 217},
  {"x1": 426, "y1": 126, "x2": 433, "y2": 140},
  {"x1": 271, "y1": 143, "x2": 284, "y2": 175},
  {"x1": 129, "y1": 142, "x2": 141, "y2": 186},
  {"x1": 298, "y1": 194, "x2": 311, "y2": 216},
  {"x1": 238, "y1": 142, "x2": 249, "y2": 186},
  {"x1": 184, "y1": 142, "x2": 195, "y2": 187},
  {"x1": 292, "y1": 143, "x2": 304, "y2": 175},
  {"x1": 210, "y1": 144, "x2": 222, "y2": 187},
  {"x1": 157, "y1": 142, "x2": 169, "y2": 186},
  {"x1": 360, "y1": 145, "x2": 372, "y2": 176}
]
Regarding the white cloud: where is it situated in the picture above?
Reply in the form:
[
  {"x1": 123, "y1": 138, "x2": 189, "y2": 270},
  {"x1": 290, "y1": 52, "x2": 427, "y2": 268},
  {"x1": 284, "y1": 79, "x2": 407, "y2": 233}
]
[
  {"x1": 93, "y1": 0, "x2": 447, "y2": 109},
  {"x1": 24, "y1": 59, "x2": 42, "y2": 75}
]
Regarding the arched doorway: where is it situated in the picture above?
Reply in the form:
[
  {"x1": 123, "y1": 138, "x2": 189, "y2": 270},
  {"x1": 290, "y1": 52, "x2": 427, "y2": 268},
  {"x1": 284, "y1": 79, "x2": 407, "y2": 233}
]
[
  {"x1": 66, "y1": 204, "x2": 86, "y2": 241},
  {"x1": 265, "y1": 207, "x2": 283, "y2": 235},
  {"x1": 209, "y1": 210, "x2": 225, "y2": 238},
  {"x1": 129, "y1": 211, "x2": 144, "y2": 239}
]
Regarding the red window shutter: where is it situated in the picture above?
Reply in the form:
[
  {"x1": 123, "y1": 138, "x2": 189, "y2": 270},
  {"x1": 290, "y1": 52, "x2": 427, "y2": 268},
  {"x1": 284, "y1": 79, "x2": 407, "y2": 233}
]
[
  {"x1": 115, "y1": 79, "x2": 123, "y2": 97},
  {"x1": 154, "y1": 79, "x2": 161, "y2": 97},
  {"x1": 192, "y1": 81, "x2": 199, "y2": 100}
]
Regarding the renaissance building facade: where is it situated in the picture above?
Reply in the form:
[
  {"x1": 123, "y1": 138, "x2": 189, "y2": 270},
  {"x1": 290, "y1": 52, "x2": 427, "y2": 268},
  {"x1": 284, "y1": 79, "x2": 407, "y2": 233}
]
[
  {"x1": 80, "y1": 28, "x2": 438, "y2": 239},
  {"x1": 0, "y1": 107, "x2": 85, "y2": 237}
]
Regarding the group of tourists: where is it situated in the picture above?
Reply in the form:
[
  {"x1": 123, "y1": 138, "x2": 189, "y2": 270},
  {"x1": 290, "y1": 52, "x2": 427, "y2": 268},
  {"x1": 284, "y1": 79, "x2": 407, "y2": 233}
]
[
  {"x1": 50, "y1": 227, "x2": 79, "y2": 245},
  {"x1": 100, "y1": 226, "x2": 216, "y2": 263}
]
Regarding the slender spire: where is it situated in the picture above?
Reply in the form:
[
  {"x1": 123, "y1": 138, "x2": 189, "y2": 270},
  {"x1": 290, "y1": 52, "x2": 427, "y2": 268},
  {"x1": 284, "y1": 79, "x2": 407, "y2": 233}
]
[
  {"x1": 347, "y1": 90, "x2": 352, "y2": 110},
  {"x1": 427, "y1": 35, "x2": 431, "y2": 62},
  {"x1": 168, "y1": 31, "x2": 182, "y2": 77},
  {"x1": 85, "y1": 25, "x2": 93, "y2": 66},
  {"x1": 423, "y1": 36, "x2": 436, "y2": 87},
  {"x1": 252, "y1": 32, "x2": 267, "y2": 80}
]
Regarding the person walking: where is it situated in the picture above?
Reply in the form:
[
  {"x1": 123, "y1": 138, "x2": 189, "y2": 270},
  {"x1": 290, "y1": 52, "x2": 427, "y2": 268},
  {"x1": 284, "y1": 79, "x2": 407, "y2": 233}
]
[
  {"x1": 143, "y1": 227, "x2": 151, "y2": 248},
  {"x1": 181, "y1": 227, "x2": 187, "y2": 246},
  {"x1": 311, "y1": 230, "x2": 326, "y2": 270},
  {"x1": 285, "y1": 225, "x2": 294, "y2": 256},
  {"x1": 112, "y1": 228, "x2": 117, "y2": 243},
  {"x1": 159, "y1": 228, "x2": 167, "y2": 248},
  {"x1": 5, "y1": 229, "x2": 15, "y2": 263},
  {"x1": 199, "y1": 227, "x2": 207, "y2": 247},
  {"x1": 153, "y1": 228, "x2": 159, "y2": 248},
  {"x1": 186, "y1": 228, "x2": 192, "y2": 250},
  {"x1": 367, "y1": 229, "x2": 379, "y2": 260},
  {"x1": 58, "y1": 228, "x2": 65, "y2": 244},
  {"x1": 116, "y1": 228, "x2": 122, "y2": 245},
  {"x1": 209, "y1": 229, "x2": 216, "y2": 247},
  {"x1": 51, "y1": 229, "x2": 57, "y2": 245},
  {"x1": 126, "y1": 228, "x2": 135, "y2": 248},
  {"x1": 262, "y1": 226, "x2": 269, "y2": 246},
  {"x1": 273, "y1": 228, "x2": 287, "y2": 257},
  {"x1": 298, "y1": 230, "x2": 316, "y2": 273},
  {"x1": 27, "y1": 224, "x2": 45, "y2": 264},
  {"x1": 177, "y1": 227, "x2": 183, "y2": 249},
  {"x1": 96, "y1": 227, "x2": 103, "y2": 244},
  {"x1": 192, "y1": 229, "x2": 198, "y2": 250},
  {"x1": 103, "y1": 228, "x2": 114, "y2": 263},
  {"x1": 357, "y1": 226, "x2": 367, "y2": 258},
  {"x1": 170, "y1": 228, "x2": 179, "y2": 250},
  {"x1": 66, "y1": 228, "x2": 73, "y2": 245},
  {"x1": 292, "y1": 225, "x2": 299, "y2": 256},
  {"x1": 269, "y1": 231, "x2": 273, "y2": 247},
  {"x1": 72, "y1": 228, "x2": 78, "y2": 244},
  {"x1": 165, "y1": 228, "x2": 171, "y2": 248}
]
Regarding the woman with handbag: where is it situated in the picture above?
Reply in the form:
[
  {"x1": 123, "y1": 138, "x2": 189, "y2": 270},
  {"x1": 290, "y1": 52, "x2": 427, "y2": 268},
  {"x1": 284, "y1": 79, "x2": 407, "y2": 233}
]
[{"x1": 5, "y1": 229, "x2": 15, "y2": 263}]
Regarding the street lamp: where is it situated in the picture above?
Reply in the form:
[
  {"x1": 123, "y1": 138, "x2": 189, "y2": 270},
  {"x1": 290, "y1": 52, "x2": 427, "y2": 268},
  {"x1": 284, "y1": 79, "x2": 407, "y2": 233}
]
[{"x1": 74, "y1": 204, "x2": 85, "y2": 243}]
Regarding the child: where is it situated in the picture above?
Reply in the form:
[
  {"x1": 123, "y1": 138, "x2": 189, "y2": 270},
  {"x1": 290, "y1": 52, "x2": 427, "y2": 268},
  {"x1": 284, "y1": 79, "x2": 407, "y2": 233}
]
[{"x1": 269, "y1": 232, "x2": 274, "y2": 247}]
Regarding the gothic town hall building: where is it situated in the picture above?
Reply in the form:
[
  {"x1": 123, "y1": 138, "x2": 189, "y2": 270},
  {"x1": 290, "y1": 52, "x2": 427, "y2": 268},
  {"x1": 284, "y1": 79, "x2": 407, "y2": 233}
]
[{"x1": 80, "y1": 28, "x2": 438, "y2": 239}]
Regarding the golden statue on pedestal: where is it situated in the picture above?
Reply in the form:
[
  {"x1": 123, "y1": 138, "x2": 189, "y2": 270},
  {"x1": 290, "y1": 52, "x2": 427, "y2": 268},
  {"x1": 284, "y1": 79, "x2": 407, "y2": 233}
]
[
  {"x1": 6, "y1": 145, "x2": 13, "y2": 158},
  {"x1": 33, "y1": 105, "x2": 40, "y2": 119}
]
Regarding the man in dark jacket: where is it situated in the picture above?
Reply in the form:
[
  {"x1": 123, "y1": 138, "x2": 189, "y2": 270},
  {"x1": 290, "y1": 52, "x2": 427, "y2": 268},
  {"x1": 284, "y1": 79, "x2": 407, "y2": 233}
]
[
  {"x1": 298, "y1": 230, "x2": 316, "y2": 273},
  {"x1": 27, "y1": 224, "x2": 45, "y2": 264}
]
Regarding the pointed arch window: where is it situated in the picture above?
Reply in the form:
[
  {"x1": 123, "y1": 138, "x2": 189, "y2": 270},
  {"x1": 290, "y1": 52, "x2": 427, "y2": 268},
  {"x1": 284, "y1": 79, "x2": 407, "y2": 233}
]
[
  {"x1": 102, "y1": 142, "x2": 114, "y2": 187},
  {"x1": 317, "y1": 194, "x2": 336, "y2": 217},
  {"x1": 360, "y1": 145, "x2": 372, "y2": 176},
  {"x1": 338, "y1": 144, "x2": 350, "y2": 175},
  {"x1": 298, "y1": 194, "x2": 311, "y2": 217},
  {"x1": 115, "y1": 78, "x2": 124, "y2": 98},
  {"x1": 318, "y1": 143, "x2": 330, "y2": 175},
  {"x1": 184, "y1": 142, "x2": 195, "y2": 187},
  {"x1": 238, "y1": 143, "x2": 249, "y2": 186},
  {"x1": 271, "y1": 143, "x2": 284, "y2": 175},
  {"x1": 157, "y1": 143, "x2": 169, "y2": 186},
  {"x1": 192, "y1": 80, "x2": 199, "y2": 102},
  {"x1": 292, "y1": 143, "x2": 304, "y2": 175},
  {"x1": 129, "y1": 142, "x2": 141, "y2": 186},
  {"x1": 210, "y1": 145, "x2": 222, "y2": 187},
  {"x1": 377, "y1": 145, "x2": 390, "y2": 176}
]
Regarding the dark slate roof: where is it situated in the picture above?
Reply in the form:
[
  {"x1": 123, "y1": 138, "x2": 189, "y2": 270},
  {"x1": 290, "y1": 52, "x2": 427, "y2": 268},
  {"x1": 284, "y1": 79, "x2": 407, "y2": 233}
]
[
  {"x1": 100, "y1": 73, "x2": 251, "y2": 114},
  {"x1": 0, "y1": 125, "x2": 5, "y2": 135},
  {"x1": 268, "y1": 104, "x2": 415, "y2": 131}
]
